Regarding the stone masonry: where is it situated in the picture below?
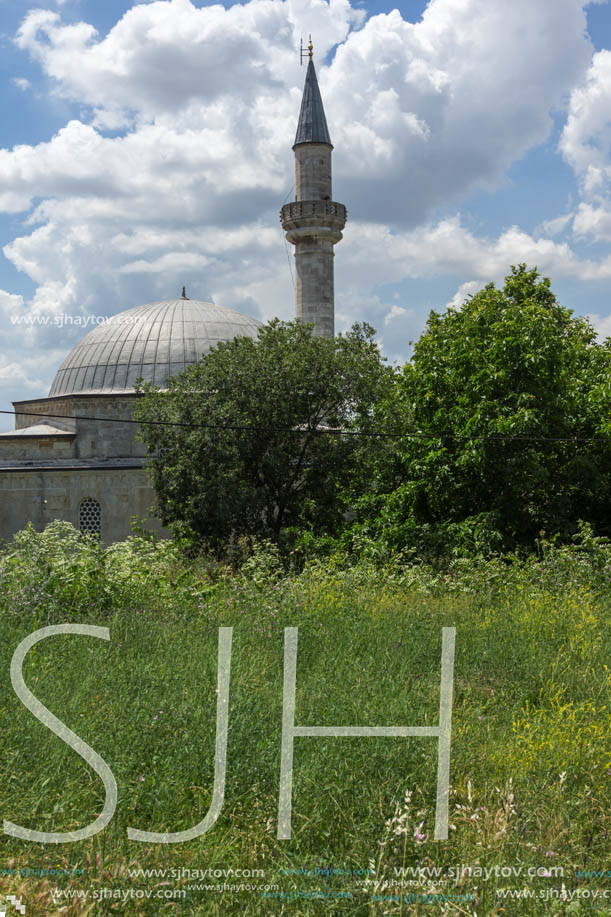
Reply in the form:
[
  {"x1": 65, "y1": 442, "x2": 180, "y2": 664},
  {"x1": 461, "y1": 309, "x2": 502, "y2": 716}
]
[{"x1": 281, "y1": 56, "x2": 346, "y2": 338}]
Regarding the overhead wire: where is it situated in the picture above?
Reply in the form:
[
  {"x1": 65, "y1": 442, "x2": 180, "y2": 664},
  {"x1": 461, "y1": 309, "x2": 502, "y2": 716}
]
[
  {"x1": 1, "y1": 409, "x2": 610, "y2": 443},
  {"x1": 281, "y1": 183, "x2": 296, "y2": 291}
]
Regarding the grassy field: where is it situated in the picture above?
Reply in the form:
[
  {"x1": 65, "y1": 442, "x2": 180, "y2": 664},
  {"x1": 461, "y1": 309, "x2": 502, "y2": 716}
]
[{"x1": 0, "y1": 523, "x2": 610, "y2": 915}]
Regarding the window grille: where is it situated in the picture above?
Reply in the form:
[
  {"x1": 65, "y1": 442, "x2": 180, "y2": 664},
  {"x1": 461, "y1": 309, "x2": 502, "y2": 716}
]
[{"x1": 79, "y1": 498, "x2": 101, "y2": 536}]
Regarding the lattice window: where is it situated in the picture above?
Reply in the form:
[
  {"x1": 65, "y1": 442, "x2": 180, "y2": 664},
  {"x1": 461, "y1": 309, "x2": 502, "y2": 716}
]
[{"x1": 79, "y1": 498, "x2": 101, "y2": 537}]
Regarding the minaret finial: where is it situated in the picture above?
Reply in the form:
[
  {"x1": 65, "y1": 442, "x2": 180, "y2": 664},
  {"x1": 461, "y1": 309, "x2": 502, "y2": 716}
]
[{"x1": 308, "y1": 34, "x2": 313, "y2": 61}]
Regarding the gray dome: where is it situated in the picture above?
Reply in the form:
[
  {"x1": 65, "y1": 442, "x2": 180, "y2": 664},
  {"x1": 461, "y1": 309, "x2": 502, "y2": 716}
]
[{"x1": 49, "y1": 298, "x2": 262, "y2": 397}]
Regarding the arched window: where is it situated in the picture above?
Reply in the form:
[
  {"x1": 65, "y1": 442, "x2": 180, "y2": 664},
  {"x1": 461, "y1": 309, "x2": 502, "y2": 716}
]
[{"x1": 79, "y1": 498, "x2": 101, "y2": 537}]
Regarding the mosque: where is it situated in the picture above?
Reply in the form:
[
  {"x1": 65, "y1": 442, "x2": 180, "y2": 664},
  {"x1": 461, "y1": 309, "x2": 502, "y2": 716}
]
[{"x1": 0, "y1": 45, "x2": 347, "y2": 544}]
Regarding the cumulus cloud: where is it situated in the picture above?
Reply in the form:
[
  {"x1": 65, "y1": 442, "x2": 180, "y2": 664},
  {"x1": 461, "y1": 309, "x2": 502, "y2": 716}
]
[
  {"x1": 446, "y1": 280, "x2": 481, "y2": 309},
  {"x1": 0, "y1": 289, "x2": 25, "y2": 315},
  {"x1": 561, "y1": 49, "x2": 611, "y2": 186},
  {"x1": 384, "y1": 304, "x2": 410, "y2": 326},
  {"x1": 587, "y1": 311, "x2": 611, "y2": 342},
  {"x1": 14, "y1": 1, "x2": 359, "y2": 121},
  {"x1": 0, "y1": 289, "x2": 69, "y2": 428},
  {"x1": 560, "y1": 47, "x2": 611, "y2": 244},
  {"x1": 339, "y1": 217, "x2": 606, "y2": 288},
  {"x1": 0, "y1": 0, "x2": 607, "y2": 403},
  {"x1": 0, "y1": 361, "x2": 48, "y2": 391},
  {"x1": 8, "y1": 0, "x2": 594, "y2": 227},
  {"x1": 328, "y1": 0, "x2": 594, "y2": 223}
]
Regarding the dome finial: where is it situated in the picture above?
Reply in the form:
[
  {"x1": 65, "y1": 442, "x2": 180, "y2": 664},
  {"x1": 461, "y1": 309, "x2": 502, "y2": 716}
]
[{"x1": 181, "y1": 286, "x2": 188, "y2": 299}]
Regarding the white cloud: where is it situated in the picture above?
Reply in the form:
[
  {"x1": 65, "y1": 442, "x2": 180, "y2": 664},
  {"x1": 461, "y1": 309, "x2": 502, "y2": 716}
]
[
  {"x1": 560, "y1": 47, "x2": 611, "y2": 245},
  {"x1": 561, "y1": 49, "x2": 611, "y2": 183},
  {"x1": 0, "y1": 288, "x2": 69, "y2": 429},
  {"x1": 0, "y1": 0, "x2": 608, "y2": 398},
  {"x1": 537, "y1": 213, "x2": 575, "y2": 238},
  {"x1": 340, "y1": 217, "x2": 603, "y2": 287},
  {"x1": 377, "y1": 303, "x2": 421, "y2": 364},
  {"x1": 11, "y1": 77, "x2": 31, "y2": 91},
  {"x1": 446, "y1": 280, "x2": 481, "y2": 309},
  {"x1": 327, "y1": 0, "x2": 593, "y2": 224},
  {"x1": 0, "y1": 289, "x2": 25, "y2": 315},
  {"x1": 14, "y1": 1, "x2": 361, "y2": 122},
  {"x1": 384, "y1": 304, "x2": 410, "y2": 326},
  {"x1": 587, "y1": 312, "x2": 611, "y2": 341},
  {"x1": 9, "y1": 0, "x2": 593, "y2": 226},
  {"x1": 573, "y1": 201, "x2": 611, "y2": 239},
  {"x1": 0, "y1": 361, "x2": 48, "y2": 391}
]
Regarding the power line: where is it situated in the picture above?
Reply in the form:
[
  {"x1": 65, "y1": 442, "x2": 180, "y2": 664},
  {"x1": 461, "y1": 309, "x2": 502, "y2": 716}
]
[
  {"x1": 281, "y1": 183, "x2": 296, "y2": 290},
  {"x1": 281, "y1": 183, "x2": 295, "y2": 206},
  {"x1": 1, "y1": 409, "x2": 610, "y2": 442},
  {"x1": 283, "y1": 237, "x2": 296, "y2": 291}
]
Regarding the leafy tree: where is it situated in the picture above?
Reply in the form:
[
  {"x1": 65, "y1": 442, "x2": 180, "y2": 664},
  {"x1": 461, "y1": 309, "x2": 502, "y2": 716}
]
[
  {"x1": 134, "y1": 320, "x2": 392, "y2": 548},
  {"x1": 357, "y1": 265, "x2": 611, "y2": 556}
]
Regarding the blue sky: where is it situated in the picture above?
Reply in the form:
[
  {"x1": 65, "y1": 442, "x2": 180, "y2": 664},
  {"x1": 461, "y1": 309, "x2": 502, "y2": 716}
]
[{"x1": 1, "y1": 0, "x2": 611, "y2": 430}]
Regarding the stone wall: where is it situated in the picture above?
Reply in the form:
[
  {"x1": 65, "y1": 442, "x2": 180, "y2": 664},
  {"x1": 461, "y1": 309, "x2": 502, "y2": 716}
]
[
  {"x1": 72, "y1": 396, "x2": 146, "y2": 459},
  {"x1": 294, "y1": 143, "x2": 332, "y2": 201},
  {"x1": 11, "y1": 394, "x2": 146, "y2": 459},
  {"x1": 294, "y1": 238, "x2": 336, "y2": 338},
  {"x1": 0, "y1": 433, "x2": 75, "y2": 462},
  {"x1": 283, "y1": 138, "x2": 345, "y2": 338},
  {"x1": 0, "y1": 466, "x2": 164, "y2": 546},
  {"x1": 1, "y1": 393, "x2": 161, "y2": 546},
  {"x1": 13, "y1": 398, "x2": 75, "y2": 431}
]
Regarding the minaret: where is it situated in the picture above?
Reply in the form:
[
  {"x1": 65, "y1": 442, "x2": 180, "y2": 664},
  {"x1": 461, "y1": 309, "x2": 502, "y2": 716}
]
[{"x1": 281, "y1": 37, "x2": 346, "y2": 338}]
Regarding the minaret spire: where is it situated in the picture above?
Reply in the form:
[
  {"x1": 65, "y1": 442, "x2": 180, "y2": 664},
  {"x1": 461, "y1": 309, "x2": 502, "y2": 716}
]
[
  {"x1": 294, "y1": 57, "x2": 332, "y2": 146},
  {"x1": 281, "y1": 41, "x2": 346, "y2": 337}
]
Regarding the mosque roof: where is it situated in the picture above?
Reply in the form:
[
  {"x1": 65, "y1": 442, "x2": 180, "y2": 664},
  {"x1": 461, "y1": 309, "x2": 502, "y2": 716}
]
[
  {"x1": 48, "y1": 297, "x2": 262, "y2": 397},
  {"x1": 294, "y1": 60, "x2": 332, "y2": 147}
]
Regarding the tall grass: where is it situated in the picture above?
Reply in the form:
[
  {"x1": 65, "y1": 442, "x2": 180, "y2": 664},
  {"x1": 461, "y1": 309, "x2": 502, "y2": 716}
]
[{"x1": 0, "y1": 523, "x2": 609, "y2": 915}]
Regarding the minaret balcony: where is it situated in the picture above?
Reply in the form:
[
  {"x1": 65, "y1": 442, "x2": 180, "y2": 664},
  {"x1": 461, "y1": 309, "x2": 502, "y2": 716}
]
[{"x1": 280, "y1": 200, "x2": 347, "y2": 234}]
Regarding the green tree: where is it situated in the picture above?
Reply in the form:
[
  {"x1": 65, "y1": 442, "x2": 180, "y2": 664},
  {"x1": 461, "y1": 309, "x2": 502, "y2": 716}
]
[
  {"x1": 357, "y1": 265, "x2": 611, "y2": 556},
  {"x1": 134, "y1": 319, "x2": 392, "y2": 548}
]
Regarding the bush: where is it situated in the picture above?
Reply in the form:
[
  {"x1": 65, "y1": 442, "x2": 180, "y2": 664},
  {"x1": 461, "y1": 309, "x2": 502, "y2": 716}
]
[{"x1": 356, "y1": 265, "x2": 611, "y2": 556}]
